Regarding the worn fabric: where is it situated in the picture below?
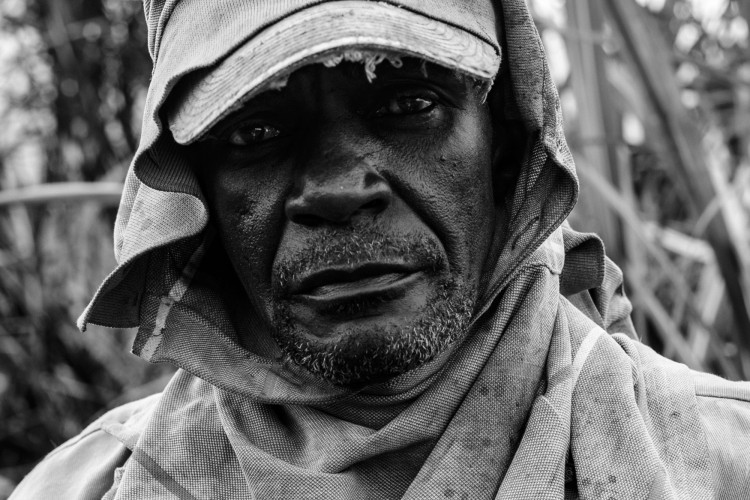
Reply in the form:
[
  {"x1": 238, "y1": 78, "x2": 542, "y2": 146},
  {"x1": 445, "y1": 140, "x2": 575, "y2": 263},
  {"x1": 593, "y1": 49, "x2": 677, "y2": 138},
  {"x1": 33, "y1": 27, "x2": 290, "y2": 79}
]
[
  {"x1": 166, "y1": 1, "x2": 501, "y2": 144},
  {"x1": 14, "y1": 285, "x2": 750, "y2": 498},
  {"x1": 12, "y1": 0, "x2": 750, "y2": 498}
]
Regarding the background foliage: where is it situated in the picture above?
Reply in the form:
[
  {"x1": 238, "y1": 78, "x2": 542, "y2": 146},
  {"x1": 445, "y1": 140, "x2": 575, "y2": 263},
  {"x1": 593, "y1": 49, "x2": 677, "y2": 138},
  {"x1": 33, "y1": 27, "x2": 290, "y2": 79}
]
[
  {"x1": 0, "y1": 1, "x2": 172, "y2": 495},
  {"x1": 0, "y1": 0, "x2": 749, "y2": 495},
  {"x1": 530, "y1": 0, "x2": 750, "y2": 379}
]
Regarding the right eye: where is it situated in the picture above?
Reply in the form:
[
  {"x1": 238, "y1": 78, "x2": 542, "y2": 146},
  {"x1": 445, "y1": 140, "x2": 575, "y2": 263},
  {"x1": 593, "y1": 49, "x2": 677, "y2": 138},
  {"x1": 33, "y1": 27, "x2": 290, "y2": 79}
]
[
  {"x1": 226, "y1": 124, "x2": 282, "y2": 146},
  {"x1": 373, "y1": 95, "x2": 437, "y2": 117}
]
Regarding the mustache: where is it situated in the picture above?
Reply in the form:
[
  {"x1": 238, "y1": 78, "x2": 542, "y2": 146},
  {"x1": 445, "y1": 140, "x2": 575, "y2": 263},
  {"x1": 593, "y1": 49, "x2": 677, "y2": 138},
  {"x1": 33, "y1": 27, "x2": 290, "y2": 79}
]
[{"x1": 272, "y1": 226, "x2": 444, "y2": 296}]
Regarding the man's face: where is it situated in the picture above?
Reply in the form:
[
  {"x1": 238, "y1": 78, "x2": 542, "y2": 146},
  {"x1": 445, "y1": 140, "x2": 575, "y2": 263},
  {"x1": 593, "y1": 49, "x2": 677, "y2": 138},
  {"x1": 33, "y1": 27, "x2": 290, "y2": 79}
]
[{"x1": 197, "y1": 58, "x2": 498, "y2": 386}]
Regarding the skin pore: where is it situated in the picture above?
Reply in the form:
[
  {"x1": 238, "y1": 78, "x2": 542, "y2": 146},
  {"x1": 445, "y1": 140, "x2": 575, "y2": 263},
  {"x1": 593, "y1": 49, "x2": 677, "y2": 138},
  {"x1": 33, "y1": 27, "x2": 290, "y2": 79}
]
[{"x1": 196, "y1": 58, "x2": 499, "y2": 387}]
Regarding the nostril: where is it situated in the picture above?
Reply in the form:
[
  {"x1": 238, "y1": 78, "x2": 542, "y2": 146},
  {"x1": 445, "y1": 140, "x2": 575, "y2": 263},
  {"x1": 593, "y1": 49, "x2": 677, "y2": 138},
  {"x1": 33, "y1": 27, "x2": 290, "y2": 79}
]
[
  {"x1": 291, "y1": 213, "x2": 325, "y2": 227},
  {"x1": 360, "y1": 198, "x2": 387, "y2": 213}
]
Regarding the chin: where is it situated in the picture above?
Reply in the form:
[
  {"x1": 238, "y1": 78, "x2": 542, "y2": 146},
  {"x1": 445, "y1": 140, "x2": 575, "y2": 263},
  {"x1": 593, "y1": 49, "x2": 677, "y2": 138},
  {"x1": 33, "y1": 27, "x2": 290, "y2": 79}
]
[{"x1": 271, "y1": 278, "x2": 474, "y2": 387}]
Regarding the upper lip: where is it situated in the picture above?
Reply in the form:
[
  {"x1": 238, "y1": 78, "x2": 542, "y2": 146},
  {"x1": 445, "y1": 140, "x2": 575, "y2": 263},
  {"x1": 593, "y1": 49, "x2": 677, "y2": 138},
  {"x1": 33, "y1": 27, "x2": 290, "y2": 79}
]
[{"x1": 288, "y1": 262, "x2": 419, "y2": 295}]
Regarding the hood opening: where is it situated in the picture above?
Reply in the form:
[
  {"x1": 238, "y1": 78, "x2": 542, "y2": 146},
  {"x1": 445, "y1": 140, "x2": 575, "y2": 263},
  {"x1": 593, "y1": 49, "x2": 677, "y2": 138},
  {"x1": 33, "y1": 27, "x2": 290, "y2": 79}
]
[{"x1": 79, "y1": 0, "x2": 583, "y2": 402}]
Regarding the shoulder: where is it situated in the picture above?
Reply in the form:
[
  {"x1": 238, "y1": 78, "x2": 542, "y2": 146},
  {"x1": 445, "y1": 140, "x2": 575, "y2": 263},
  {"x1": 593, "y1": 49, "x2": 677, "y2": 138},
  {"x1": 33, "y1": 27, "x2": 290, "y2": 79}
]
[
  {"x1": 692, "y1": 371, "x2": 750, "y2": 495},
  {"x1": 10, "y1": 393, "x2": 161, "y2": 500},
  {"x1": 615, "y1": 335, "x2": 750, "y2": 494}
]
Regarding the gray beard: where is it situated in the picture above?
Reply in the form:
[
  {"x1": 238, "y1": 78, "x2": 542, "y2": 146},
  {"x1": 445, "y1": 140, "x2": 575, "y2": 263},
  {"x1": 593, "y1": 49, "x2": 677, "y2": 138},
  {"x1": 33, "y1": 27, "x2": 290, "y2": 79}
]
[
  {"x1": 271, "y1": 226, "x2": 475, "y2": 387},
  {"x1": 273, "y1": 281, "x2": 473, "y2": 388}
]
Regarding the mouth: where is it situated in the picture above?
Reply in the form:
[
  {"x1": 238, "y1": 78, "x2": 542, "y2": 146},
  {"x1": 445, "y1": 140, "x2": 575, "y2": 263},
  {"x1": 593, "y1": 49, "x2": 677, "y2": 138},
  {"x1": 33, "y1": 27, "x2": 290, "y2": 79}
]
[{"x1": 286, "y1": 263, "x2": 424, "y2": 304}]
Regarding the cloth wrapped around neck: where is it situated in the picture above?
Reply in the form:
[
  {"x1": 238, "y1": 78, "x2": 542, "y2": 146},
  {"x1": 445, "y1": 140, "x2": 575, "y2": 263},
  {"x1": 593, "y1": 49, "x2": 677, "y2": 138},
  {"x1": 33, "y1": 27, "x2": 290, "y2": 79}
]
[{"x1": 108, "y1": 228, "x2": 714, "y2": 499}]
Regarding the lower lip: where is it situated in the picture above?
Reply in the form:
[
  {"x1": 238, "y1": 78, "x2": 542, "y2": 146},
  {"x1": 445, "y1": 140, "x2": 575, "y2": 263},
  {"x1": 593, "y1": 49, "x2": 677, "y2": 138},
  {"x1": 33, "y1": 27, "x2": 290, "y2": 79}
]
[{"x1": 292, "y1": 271, "x2": 423, "y2": 306}]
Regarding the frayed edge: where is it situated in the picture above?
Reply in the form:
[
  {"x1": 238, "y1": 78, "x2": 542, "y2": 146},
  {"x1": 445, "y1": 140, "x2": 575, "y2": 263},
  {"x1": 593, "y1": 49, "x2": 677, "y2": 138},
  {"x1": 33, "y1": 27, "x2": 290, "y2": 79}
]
[
  {"x1": 267, "y1": 73, "x2": 290, "y2": 91},
  {"x1": 319, "y1": 50, "x2": 494, "y2": 101},
  {"x1": 420, "y1": 59, "x2": 429, "y2": 78},
  {"x1": 475, "y1": 77, "x2": 495, "y2": 104},
  {"x1": 259, "y1": 50, "x2": 403, "y2": 91},
  {"x1": 255, "y1": 50, "x2": 494, "y2": 102},
  {"x1": 321, "y1": 50, "x2": 404, "y2": 82}
]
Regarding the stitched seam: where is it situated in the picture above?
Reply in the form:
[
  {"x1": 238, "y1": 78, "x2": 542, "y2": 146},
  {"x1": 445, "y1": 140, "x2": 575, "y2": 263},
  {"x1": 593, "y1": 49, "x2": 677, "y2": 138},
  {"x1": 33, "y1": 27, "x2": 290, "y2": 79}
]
[
  {"x1": 694, "y1": 387, "x2": 750, "y2": 404},
  {"x1": 132, "y1": 448, "x2": 200, "y2": 500},
  {"x1": 33, "y1": 424, "x2": 114, "y2": 463}
]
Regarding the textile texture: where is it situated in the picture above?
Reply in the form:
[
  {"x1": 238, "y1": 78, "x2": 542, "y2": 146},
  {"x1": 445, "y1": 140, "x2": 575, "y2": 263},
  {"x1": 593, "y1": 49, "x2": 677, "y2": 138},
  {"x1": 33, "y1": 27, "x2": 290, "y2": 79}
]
[
  {"x1": 166, "y1": 1, "x2": 501, "y2": 144},
  {"x1": 12, "y1": 0, "x2": 742, "y2": 499}
]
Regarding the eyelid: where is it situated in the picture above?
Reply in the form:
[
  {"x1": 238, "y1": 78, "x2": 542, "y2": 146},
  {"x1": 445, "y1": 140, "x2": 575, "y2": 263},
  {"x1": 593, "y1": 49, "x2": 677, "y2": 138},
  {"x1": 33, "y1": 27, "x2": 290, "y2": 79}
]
[
  {"x1": 376, "y1": 78, "x2": 463, "y2": 106},
  {"x1": 363, "y1": 87, "x2": 443, "y2": 119},
  {"x1": 210, "y1": 116, "x2": 286, "y2": 144}
]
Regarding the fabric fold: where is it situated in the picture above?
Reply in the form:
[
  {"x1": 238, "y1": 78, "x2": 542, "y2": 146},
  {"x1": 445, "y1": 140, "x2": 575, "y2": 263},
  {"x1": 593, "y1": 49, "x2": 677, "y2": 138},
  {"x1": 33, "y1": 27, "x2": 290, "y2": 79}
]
[{"x1": 59, "y1": 0, "x2": 725, "y2": 498}]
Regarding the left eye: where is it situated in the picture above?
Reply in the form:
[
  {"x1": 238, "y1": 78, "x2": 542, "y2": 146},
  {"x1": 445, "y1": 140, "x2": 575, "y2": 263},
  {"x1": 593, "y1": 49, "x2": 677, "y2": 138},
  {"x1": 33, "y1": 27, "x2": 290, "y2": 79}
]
[
  {"x1": 227, "y1": 124, "x2": 282, "y2": 146},
  {"x1": 374, "y1": 96, "x2": 436, "y2": 117}
]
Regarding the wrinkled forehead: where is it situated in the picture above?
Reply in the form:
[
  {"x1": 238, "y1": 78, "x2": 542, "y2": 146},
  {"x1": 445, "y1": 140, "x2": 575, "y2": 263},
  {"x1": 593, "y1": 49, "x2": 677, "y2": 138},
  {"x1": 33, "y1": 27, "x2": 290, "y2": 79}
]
[{"x1": 162, "y1": 1, "x2": 502, "y2": 145}]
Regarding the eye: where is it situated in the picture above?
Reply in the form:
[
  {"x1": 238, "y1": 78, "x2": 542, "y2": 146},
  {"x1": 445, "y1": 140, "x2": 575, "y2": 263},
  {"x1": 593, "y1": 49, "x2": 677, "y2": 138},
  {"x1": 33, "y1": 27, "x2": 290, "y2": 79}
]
[
  {"x1": 374, "y1": 95, "x2": 437, "y2": 117},
  {"x1": 226, "y1": 124, "x2": 282, "y2": 146}
]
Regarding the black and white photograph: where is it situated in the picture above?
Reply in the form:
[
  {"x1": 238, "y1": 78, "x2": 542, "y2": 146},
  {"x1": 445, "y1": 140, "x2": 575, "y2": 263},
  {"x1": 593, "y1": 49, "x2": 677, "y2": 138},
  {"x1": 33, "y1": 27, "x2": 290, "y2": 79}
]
[{"x1": 2, "y1": 0, "x2": 750, "y2": 498}]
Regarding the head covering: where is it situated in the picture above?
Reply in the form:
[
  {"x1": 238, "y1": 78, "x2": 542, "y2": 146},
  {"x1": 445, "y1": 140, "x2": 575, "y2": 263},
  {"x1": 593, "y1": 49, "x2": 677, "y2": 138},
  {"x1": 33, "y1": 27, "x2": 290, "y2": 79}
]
[
  {"x1": 78, "y1": 0, "x2": 575, "y2": 337},
  {"x1": 74, "y1": 1, "x2": 716, "y2": 498},
  {"x1": 78, "y1": 0, "x2": 580, "y2": 400},
  {"x1": 165, "y1": 0, "x2": 501, "y2": 144}
]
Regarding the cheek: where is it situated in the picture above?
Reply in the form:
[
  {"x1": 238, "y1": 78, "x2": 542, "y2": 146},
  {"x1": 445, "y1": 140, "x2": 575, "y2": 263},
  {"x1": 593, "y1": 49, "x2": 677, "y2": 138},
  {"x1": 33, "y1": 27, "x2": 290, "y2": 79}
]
[
  {"x1": 439, "y1": 136, "x2": 495, "y2": 267},
  {"x1": 383, "y1": 111, "x2": 496, "y2": 277},
  {"x1": 206, "y1": 167, "x2": 288, "y2": 299}
]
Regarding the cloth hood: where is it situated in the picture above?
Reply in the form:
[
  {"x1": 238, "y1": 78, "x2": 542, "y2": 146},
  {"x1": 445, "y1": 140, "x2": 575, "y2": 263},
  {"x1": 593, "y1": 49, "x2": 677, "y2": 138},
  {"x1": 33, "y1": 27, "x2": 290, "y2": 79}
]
[
  {"x1": 56, "y1": 5, "x2": 725, "y2": 499},
  {"x1": 79, "y1": 0, "x2": 581, "y2": 402}
]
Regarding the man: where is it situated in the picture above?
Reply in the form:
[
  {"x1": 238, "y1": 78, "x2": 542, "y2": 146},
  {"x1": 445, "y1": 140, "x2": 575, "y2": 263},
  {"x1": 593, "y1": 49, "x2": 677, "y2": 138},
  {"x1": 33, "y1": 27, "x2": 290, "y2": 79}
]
[{"x1": 11, "y1": 0, "x2": 750, "y2": 498}]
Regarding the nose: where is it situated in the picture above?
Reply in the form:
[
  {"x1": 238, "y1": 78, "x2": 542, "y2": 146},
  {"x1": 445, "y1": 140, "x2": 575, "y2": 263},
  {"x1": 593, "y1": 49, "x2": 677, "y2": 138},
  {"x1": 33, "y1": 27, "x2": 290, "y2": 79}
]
[{"x1": 285, "y1": 157, "x2": 393, "y2": 226}]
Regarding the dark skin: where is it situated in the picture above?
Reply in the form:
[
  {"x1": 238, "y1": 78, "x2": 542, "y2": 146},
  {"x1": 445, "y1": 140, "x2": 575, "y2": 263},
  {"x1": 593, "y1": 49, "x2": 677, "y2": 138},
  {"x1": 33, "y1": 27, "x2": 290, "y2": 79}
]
[{"x1": 196, "y1": 59, "x2": 500, "y2": 382}]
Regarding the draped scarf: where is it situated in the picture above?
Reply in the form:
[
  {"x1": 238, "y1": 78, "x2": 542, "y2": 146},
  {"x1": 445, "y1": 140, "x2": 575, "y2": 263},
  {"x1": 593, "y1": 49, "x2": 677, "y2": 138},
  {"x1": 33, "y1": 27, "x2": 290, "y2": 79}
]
[{"x1": 79, "y1": 0, "x2": 716, "y2": 498}]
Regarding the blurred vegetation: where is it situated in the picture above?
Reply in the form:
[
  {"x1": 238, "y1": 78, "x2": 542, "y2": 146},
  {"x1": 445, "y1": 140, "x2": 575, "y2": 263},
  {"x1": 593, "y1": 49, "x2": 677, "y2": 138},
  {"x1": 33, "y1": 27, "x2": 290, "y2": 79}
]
[
  {"x1": 529, "y1": 0, "x2": 750, "y2": 380},
  {"x1": 0, "y1": 0, "x2": 173, "y2": 494},
  {"x1": 1, "y1": 0, "x2": 750, "y2": 495}
]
